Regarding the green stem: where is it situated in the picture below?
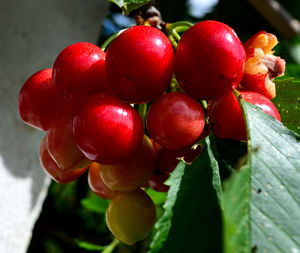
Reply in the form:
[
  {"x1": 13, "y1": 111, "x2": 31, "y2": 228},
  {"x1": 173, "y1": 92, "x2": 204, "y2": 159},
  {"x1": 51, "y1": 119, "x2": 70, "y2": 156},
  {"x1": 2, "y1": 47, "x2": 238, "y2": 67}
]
[
  {"x1": 170, "y1": 75, "x2": 180, "y2": 92},
  {"x1": 172, "y1": 29, "x2": 181, "y2": 41},
  {"x1": 173, "y1": 26, "x2": 190, "y2": 34},
  {"x1": 168, "y1": 34, "x2": 178, "y2": 48},
  {"x1": 101, "y1": 238, "x2": 119, "y2": 253},
  {"x1": 200, "y1": 100, "x2": 208, "y2": 109},
  {"x1": 166, "y1": 21, "x2": 193, "y2": 34},
  {"x1": 166, "y1": 21, "x2": 193, "y2": 47},
  {"x1": 100, "y1": 29, "x2": 126, "y2": 51},
  {"x1": 138, "y1": 103, "x2": 148, "y2": 126}
]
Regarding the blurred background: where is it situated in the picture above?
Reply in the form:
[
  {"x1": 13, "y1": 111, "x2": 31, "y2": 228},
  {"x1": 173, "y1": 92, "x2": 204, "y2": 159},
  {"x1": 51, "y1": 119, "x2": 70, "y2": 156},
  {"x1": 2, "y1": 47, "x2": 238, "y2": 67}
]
[{"x1": 1, "y1": 0, "x2": 299, "y2": 253}]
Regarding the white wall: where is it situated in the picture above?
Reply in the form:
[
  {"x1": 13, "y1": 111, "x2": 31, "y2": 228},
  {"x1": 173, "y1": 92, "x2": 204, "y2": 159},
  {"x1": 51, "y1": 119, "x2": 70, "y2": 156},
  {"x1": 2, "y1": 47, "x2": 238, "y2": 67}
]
[{"x1": 0, "y1": 1, "x2": 109, "y2": 252}]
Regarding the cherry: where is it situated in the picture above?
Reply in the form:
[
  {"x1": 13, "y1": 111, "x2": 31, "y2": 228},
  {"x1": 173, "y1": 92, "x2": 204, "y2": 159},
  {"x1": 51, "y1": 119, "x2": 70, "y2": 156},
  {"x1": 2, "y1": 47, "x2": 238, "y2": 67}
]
[
  {"x1": 105, "y1": 25, "x2": 174, "y2": 103},
  {"x1": 148, "y1": 173, "x2": 170, "y2": 192},
  {"x1": 155, "y1": 145, "x2": 202, "y2": 173},
  {"x1": 46, "y1": 115, "x2": 91, "y2": 171},
  {"x1": 99, "y1": 135, "x2": 156, "y2": 192},
  {"x1": 239, "y1": 31, "x2": 286, "y2": 99},
  {"x1": 73, "y1": 93, "x2": 144, "y2": 164},
  {"x1": 53, "y1": 42, "x2": 112, "y2": 107},
  {"x1": 208, "y1": 91, "x2": 281, "y2": 141},
  {"x1": 174, "y1": 20, "x2": 246, "y2": 100},
  {"x1": 39, "y1": 137, "x2": 88, "y2": 184},
  {"x1": 146, "y1": 92, "x2": 205, "y2": 149},
  {"x1": 18, "y1": 69, "x2": 72, "y2": 131},
  {"x1": 106, "y1": 189, "x2": 156, "y2": 245},
  {"x1": 88, "y1": 162, "x2": 119, "y2": 199}
]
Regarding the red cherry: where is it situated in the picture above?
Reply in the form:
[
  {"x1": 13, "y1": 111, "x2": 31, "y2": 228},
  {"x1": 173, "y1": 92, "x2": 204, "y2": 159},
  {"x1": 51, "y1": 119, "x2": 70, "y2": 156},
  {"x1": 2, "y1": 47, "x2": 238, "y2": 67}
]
[
  {"x1": 147, "y1": 92, "x2": 205, "y2": 149},
  {"x1": 39, "y1": 137, "x2": 88, "y2": 184},
  {"x1": 148, "y1": 173, "x2": 170, "y2": 192},
  {"x1": 175, "y1": 20, "x2": 246, "y2": 100},
  {"x1": 53, "y1": 42, "x2": 112, "y2": 107},
  {"x1": 73, "y1": 93, "x2": 144, "y2": 164},
  {"x1": 18, "y1": 69, "x2": 72, "y2": 131},
  {"x1": 147, "y1": 145, "x2": 202, "y2": 193},
  {"x1": 46, "y1": 115, "x2": 91, "y2": 171},
  {"x1": 208, "y1": 91, "x2": 281, "y2": 141},
  {"x1": 106, "y1": 25, "x2": 174, "y2": 103}
]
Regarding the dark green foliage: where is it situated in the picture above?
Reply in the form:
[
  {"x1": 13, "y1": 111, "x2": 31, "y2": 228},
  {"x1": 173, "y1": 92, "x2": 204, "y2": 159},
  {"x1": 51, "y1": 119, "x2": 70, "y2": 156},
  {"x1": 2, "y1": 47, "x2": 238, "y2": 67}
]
[
  {"x1": 223, "y1": 101, "x2": 300, "y2": 252},
  {"x1": 149, "y1": 137, "x2": 223, "y2": 253},
  {"x1": 273, "y1": 78, "x2": 300, "y2": 134}
]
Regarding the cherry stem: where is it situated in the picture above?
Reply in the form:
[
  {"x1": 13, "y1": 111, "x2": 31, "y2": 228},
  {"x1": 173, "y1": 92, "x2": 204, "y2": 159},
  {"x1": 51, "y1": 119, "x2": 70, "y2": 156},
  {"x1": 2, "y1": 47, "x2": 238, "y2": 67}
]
[
  {"x1": 166, "y1": 21, "x2": 193, "y2": 34},
  {"x1": 170, "y1": 75, "x2": 180, "y2": 92},
  {"x1": 138, "y1": 103, "x2": 148, "y2": 126},
  {"x1": 166, "y1": 21, "x2": 193, "y2": 48},
  {"x1": 200, "y1": 100, "x2": 208, "y2": 109},
  {"x1": 100, "y1": 29, "x2": 126, "y2": 51},
  {"x1": 102, "y1": 238, "x2": 119, "y2": 253},
  {"x1": 172, "y1": 29, "x2": 181, "y2": 41},
  {"x1": 168, "y1": 34, "x2": 178, "y2": 48}
]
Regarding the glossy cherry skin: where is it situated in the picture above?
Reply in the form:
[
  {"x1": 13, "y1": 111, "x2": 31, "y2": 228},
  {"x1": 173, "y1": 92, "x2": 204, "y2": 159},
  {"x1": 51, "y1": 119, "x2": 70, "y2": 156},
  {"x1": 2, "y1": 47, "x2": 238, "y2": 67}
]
[
  {"x1": 39, "y1": 137, "x2": 88, "y2": 184},
  {"x1": 175, "y1": 20, "x2": 246, "y2": 100},
  {"x1": 46, "y1": 115, "x2": 91, "y2": 171},
  {"x1": 147, "y1": 92, "x2": 205, "y2": 149},
  {"x1": 106, "y1": 189, "x2": 156, "y2": 245},
  {"x1": 88, "y1": 162, "x2": 119, "y2": 199},
  {"x1": 53, "y1": 42, "x2": 112, "y2": 107},
  {"x1": 105, "y1": 25, "x2": 174, "y2": 103},
  {"x1": 100, "y1": 135, "x2": 156, "y2": 192},
  {"x1": 73, "y1": 93, "x2": 144, "y2": 164},
  {"x1": 18, "y1": 69, "x2": 72, "y2": 131},
  {"x1": 208, "y1": 91, "x2": 281, "y2": 141}
]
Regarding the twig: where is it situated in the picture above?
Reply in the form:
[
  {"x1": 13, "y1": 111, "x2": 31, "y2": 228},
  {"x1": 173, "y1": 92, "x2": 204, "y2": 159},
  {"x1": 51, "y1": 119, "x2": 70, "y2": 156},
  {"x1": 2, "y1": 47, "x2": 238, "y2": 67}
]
[{"x1": 248, "y1": 0, "x2": 300, "y2": 38}]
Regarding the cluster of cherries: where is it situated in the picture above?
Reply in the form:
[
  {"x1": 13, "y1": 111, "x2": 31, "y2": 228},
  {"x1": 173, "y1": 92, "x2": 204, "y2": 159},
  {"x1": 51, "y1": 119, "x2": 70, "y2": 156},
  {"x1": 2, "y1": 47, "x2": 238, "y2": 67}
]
[{"x1": 18, "y1": 20, "x2": 284, "y2": 245}]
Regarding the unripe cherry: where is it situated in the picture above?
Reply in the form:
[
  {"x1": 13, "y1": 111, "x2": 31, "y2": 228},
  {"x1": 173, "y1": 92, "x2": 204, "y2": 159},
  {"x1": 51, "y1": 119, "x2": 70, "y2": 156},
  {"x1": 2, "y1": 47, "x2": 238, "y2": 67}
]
[
  {"x1": 100, "y1": 135, "x2": 156, "y2": 192},
  {"x1": 88, "y1": 163, "x2": 119, "y2": 199},
  {"x1": 106, "y1": 189, "x2": 156, "y2": 245}
]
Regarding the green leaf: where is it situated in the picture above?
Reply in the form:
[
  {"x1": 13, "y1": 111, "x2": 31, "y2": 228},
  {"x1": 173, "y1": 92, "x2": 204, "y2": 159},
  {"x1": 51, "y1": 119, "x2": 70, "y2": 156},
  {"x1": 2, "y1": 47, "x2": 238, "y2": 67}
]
[
  {"x1": 146, "y1": 188, "x2": 167, "y2": 206},
  {"x1": 149, "y1": 136, "x2": 223, "y2": 253},
  {"x1": 223, "y1": 163, "x2": 251, "y2": 253},
  {"x1": 214, "y1": 137, "x2": 247, "y2": 172},
  {"x1": 223, "y1": 101, "x2": 300, "y2": 253},
  {"x1": 273, "y1": 77, "x2": 300, "y2": 134},
  {"x1": 282, "y1": 64, "x2": 300, "y2": 80},
  {"x1": 81, "y1": 194, "x2": 110, "y2": 214},
  {"x1": 109, "y1": 0, "x2": 151, "y2": 15}
]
